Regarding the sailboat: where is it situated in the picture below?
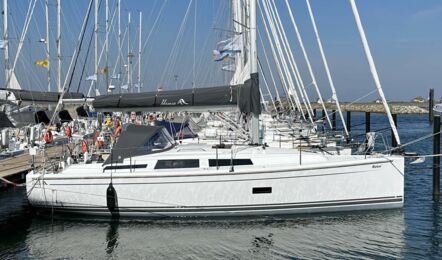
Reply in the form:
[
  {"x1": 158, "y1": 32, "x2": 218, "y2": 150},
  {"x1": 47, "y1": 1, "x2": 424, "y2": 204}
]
[{"x1": 26, "y1": 0, "x2": 404, "y2": 218}]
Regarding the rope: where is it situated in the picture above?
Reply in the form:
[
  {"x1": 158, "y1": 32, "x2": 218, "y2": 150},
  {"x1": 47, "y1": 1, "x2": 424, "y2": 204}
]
[
  {"x1": 0, "y1": 177, "x2": 26, "y2": 187},
  {"x1": 404, "y1": 154, "x2": 442, "y2": 158},
  {"x1": 384, "y1": 129, "x2": 442, "y2": 154}
]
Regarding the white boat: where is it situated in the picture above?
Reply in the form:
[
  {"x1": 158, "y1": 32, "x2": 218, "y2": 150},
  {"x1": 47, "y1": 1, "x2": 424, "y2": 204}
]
[
  {"x1": 26, "y1": 124, "x2": 403, "y2": 218},
  {"x1": 434, "y1": 103, "x2": 442, "y2": 114},
  {"x1": 26, "y1": 0, "x2": 404, "y2": 219}
]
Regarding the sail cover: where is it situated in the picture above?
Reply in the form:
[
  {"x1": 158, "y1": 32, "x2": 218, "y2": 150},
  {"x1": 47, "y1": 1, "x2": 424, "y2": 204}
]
[
  {"x1": 239, "y1": 73, "x2": 261, "y2": 115},
  {"x1": 0, "y1": 88, "x2": 84, "y2": 103},
  {"x1": 93, "y1": 75, "x2": 261, "y2": 114},
  {"x1": 93, "y1": 85, "x2": 239, "y2": 112}
]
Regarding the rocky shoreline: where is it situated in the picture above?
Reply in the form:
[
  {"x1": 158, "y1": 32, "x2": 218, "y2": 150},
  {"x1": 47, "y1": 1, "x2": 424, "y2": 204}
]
[{"x1": 306, "y1": 102, "x2": 431, "y2": 114}]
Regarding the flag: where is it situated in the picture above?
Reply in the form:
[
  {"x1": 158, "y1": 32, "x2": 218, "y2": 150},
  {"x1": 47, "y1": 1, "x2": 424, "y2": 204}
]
[
  {"x1": 86, "y1": 74, "x2": 97, "y2": 81},
  {"x1": 98, "y1": 67, "x2": 108, "y2": 74},
  {"x1": 213, "y1": 50, "x2": 234, "y2": 62},
  {"x1": 221, "y1": 63, "x2": 236, "y2": 72},
  {"x1": 111, "y1": 73, "x2": 121, "y2": 80},
  {"x1": 217, "y1": 34, "x2": 242, "y2": 54},
  {"x1": 34, "y1": 59, "x2": 49, "y2": 68},
  {"x1": 0, "y1": 40, "x2": 6, "y2": 49},
  {"x1": 213, "y1": 35, "x2": 242, "y2": 62}
]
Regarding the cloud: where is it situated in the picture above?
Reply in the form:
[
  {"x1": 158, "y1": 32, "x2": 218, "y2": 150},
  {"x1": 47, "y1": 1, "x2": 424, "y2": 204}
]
[{"x1": 412, "y1": 5, "x2": 442, "y2": 21}]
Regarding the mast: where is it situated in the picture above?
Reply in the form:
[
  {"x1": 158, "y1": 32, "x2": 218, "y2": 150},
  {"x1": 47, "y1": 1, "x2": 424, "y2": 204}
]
[
  {"x1": 137, "y1": 11, "x2": 142, "y2": 93},
  {"x1": 127, "y1": 12, "x2": 132, "y2": 92},
  {"x1": 249, "y1": 0, "x2": 259, "y2": 144},
  {"x1": 105, "y1": 0, "x2": 109, "y2": 92},
  {"x1": 56, "y1": 0, "x2": 61, "y2": 92},
  {"x1": 3, "y1": 0, "x2": 9, "y2": 86},
  {"x1": 117, "y1": 0, "x2": 121, "y2": 91},
  {"x1": 45, "y1": 0, "x2": 50, "y2": 92},
  {"x1": 94, "y1": 0, "x2": 99, "y2": 95},
  {"x1": 349, "y1": 0, "x2": 400, "y2": 145}
]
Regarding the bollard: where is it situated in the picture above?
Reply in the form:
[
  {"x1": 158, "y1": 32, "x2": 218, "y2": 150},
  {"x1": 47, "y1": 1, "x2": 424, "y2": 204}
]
[
  {"x1": 433, "y1": 115, "x2": 440, "y2": 201},
  {"x1": 429, "y1": 88, "x2": 434, "y2": 124},
  {"x1": 391, "y1": 114, "x2": 398, "y2": 148},
  {"x1": 332, "y1": 110, "x2": 336, "y2": 131},
  {"x1": 365, "y1": 112, "x2": 371, "y2": 133},
  {"x1": 346, "y1": 111, "x2": 351, "y2": 143}
]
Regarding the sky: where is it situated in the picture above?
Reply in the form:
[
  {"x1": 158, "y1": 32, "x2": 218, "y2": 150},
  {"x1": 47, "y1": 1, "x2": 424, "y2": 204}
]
[{"x1": 1, "y1": 0, "x2": 442, "y2": 102}]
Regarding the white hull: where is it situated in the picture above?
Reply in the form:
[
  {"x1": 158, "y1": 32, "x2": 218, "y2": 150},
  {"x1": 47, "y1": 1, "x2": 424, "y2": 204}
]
[{"x1": 26, "y1": 149, "x2": 404, "y2": 218}]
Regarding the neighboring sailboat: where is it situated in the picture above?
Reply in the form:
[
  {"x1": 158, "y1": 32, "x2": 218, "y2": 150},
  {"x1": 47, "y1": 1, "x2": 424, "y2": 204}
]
[{"x1": 434, "y1": 103, "x2": 442, "y2": 114}]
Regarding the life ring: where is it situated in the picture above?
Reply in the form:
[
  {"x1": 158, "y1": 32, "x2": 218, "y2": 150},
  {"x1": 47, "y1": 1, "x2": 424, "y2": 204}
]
[
  {"x1": 65, "y1": 125, "x2": 72, "y2": 138},
  {"x1": 43, "y1": 130, "x2": 53, "y2": 144},
  {"x1": 81, "y1": 139, "x2": 88, "y2": 153},
  {"x1": 114, "y1": 125, "x2": 122, "y2": 138}
]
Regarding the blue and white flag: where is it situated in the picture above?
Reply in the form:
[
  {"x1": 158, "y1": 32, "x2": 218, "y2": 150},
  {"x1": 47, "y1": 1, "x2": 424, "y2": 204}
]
[
  {"x1": 213, "y1": 34, "x2": 242, "y2": 62},
  {"x1": 86, "y1": 74, "x2": 97, "y2": 81},
  {"x1": 217, "y1": 34, "x2": 242, "y2": 53},
  {"x1": 213, "y1": 50, "x2": 230, "y2": 62},
  {"x1": 0, "y1": 40, "x2": 7, "y2": 49},
  {"x1": 221, "y1": 63, "x2": 236, "y2": 72}
]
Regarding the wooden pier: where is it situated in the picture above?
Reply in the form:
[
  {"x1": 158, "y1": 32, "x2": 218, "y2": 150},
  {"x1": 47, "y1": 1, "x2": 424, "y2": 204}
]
[{"x1": 0, "y1": 145, "x2": 70, "y2": 184}]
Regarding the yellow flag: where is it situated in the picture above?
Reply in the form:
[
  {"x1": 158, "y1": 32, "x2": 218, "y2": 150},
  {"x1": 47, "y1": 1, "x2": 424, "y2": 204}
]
[
  {"x1": 98, "y1": 67, "x2": 108, "y2": 74},
  {"x1": 34, "y1": 59, "x2": 49, "y2": 68}
]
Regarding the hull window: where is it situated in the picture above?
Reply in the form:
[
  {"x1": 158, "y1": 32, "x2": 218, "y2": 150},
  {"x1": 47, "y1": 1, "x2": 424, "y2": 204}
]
[
  {"x1": 253, "y1": 187, "x2": 272, "y2": 194},
  {"x1": 103, "y1": 164, "x2": 147, "y2": 172},
  {"x1": 208, "y1": 159, "x2": 253, "y2": 167},
  {"x1": 154, "y1": 159, "x2": 200, "y2": 169}
]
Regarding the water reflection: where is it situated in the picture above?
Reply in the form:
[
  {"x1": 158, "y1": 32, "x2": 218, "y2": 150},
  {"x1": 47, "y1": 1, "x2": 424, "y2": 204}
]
[
  {"x1": 106, "y1": 221, "x2": 120, "y2": 255},
  {"x1": 430, "y1": 202, "x2": 440, "y2": 257},
  {"x1": 17, "y1": 210, "x2": 404, "y2": 259}
]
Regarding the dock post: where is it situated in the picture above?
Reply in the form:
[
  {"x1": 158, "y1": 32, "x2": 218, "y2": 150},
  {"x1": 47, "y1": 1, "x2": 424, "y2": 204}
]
[
  {"x1": 433, "y1": 115, "x2": 440, "y2": 201},
  {"x1": 429, "y1": 88, "x2": 434, "y2": 124},
  {"x1": 391, "y1": 114, "x2": 398, "y2": 148},
  {"x1": 346, "y1": 111, "x2": 351, "y2": 143},
  {"x1": 365, "y1": 112, "x2": 371, "y2": 133},
  {"x1": 332, "y1": 110, "x2": 336, "y2": 131}
]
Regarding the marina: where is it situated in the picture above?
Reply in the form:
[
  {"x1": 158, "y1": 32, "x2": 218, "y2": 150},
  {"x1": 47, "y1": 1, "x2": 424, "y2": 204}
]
[{"x1": 0, "y1": 0, "x2": 441, "y2": 258}]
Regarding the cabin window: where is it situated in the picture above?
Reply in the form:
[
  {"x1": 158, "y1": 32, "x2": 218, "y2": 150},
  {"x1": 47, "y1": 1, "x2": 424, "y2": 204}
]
[
  {"x1": 103, "y1": 164, "x2": 147, "y2": 172},
  {"x1": 143, "y1": 129, "x2": 174, "y2": 152},
  {"x1": 253, "y1": 187, "x2": 272, "y2": 194},
  {"x1": 154, "y1": 159, "x2": 200, "y2": 169},
  {"x1": 208, "y1": 159, "x2": 253, "y2": 167}
]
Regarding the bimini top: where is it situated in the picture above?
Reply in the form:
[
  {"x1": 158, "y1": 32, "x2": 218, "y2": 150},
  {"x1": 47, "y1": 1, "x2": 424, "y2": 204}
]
[
  {"x1": 104, "y1": 124, "x2": 175, "y2": 165},
  {"x1": 0, "y1": 112, "x2": 14, "y2": 129}
]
